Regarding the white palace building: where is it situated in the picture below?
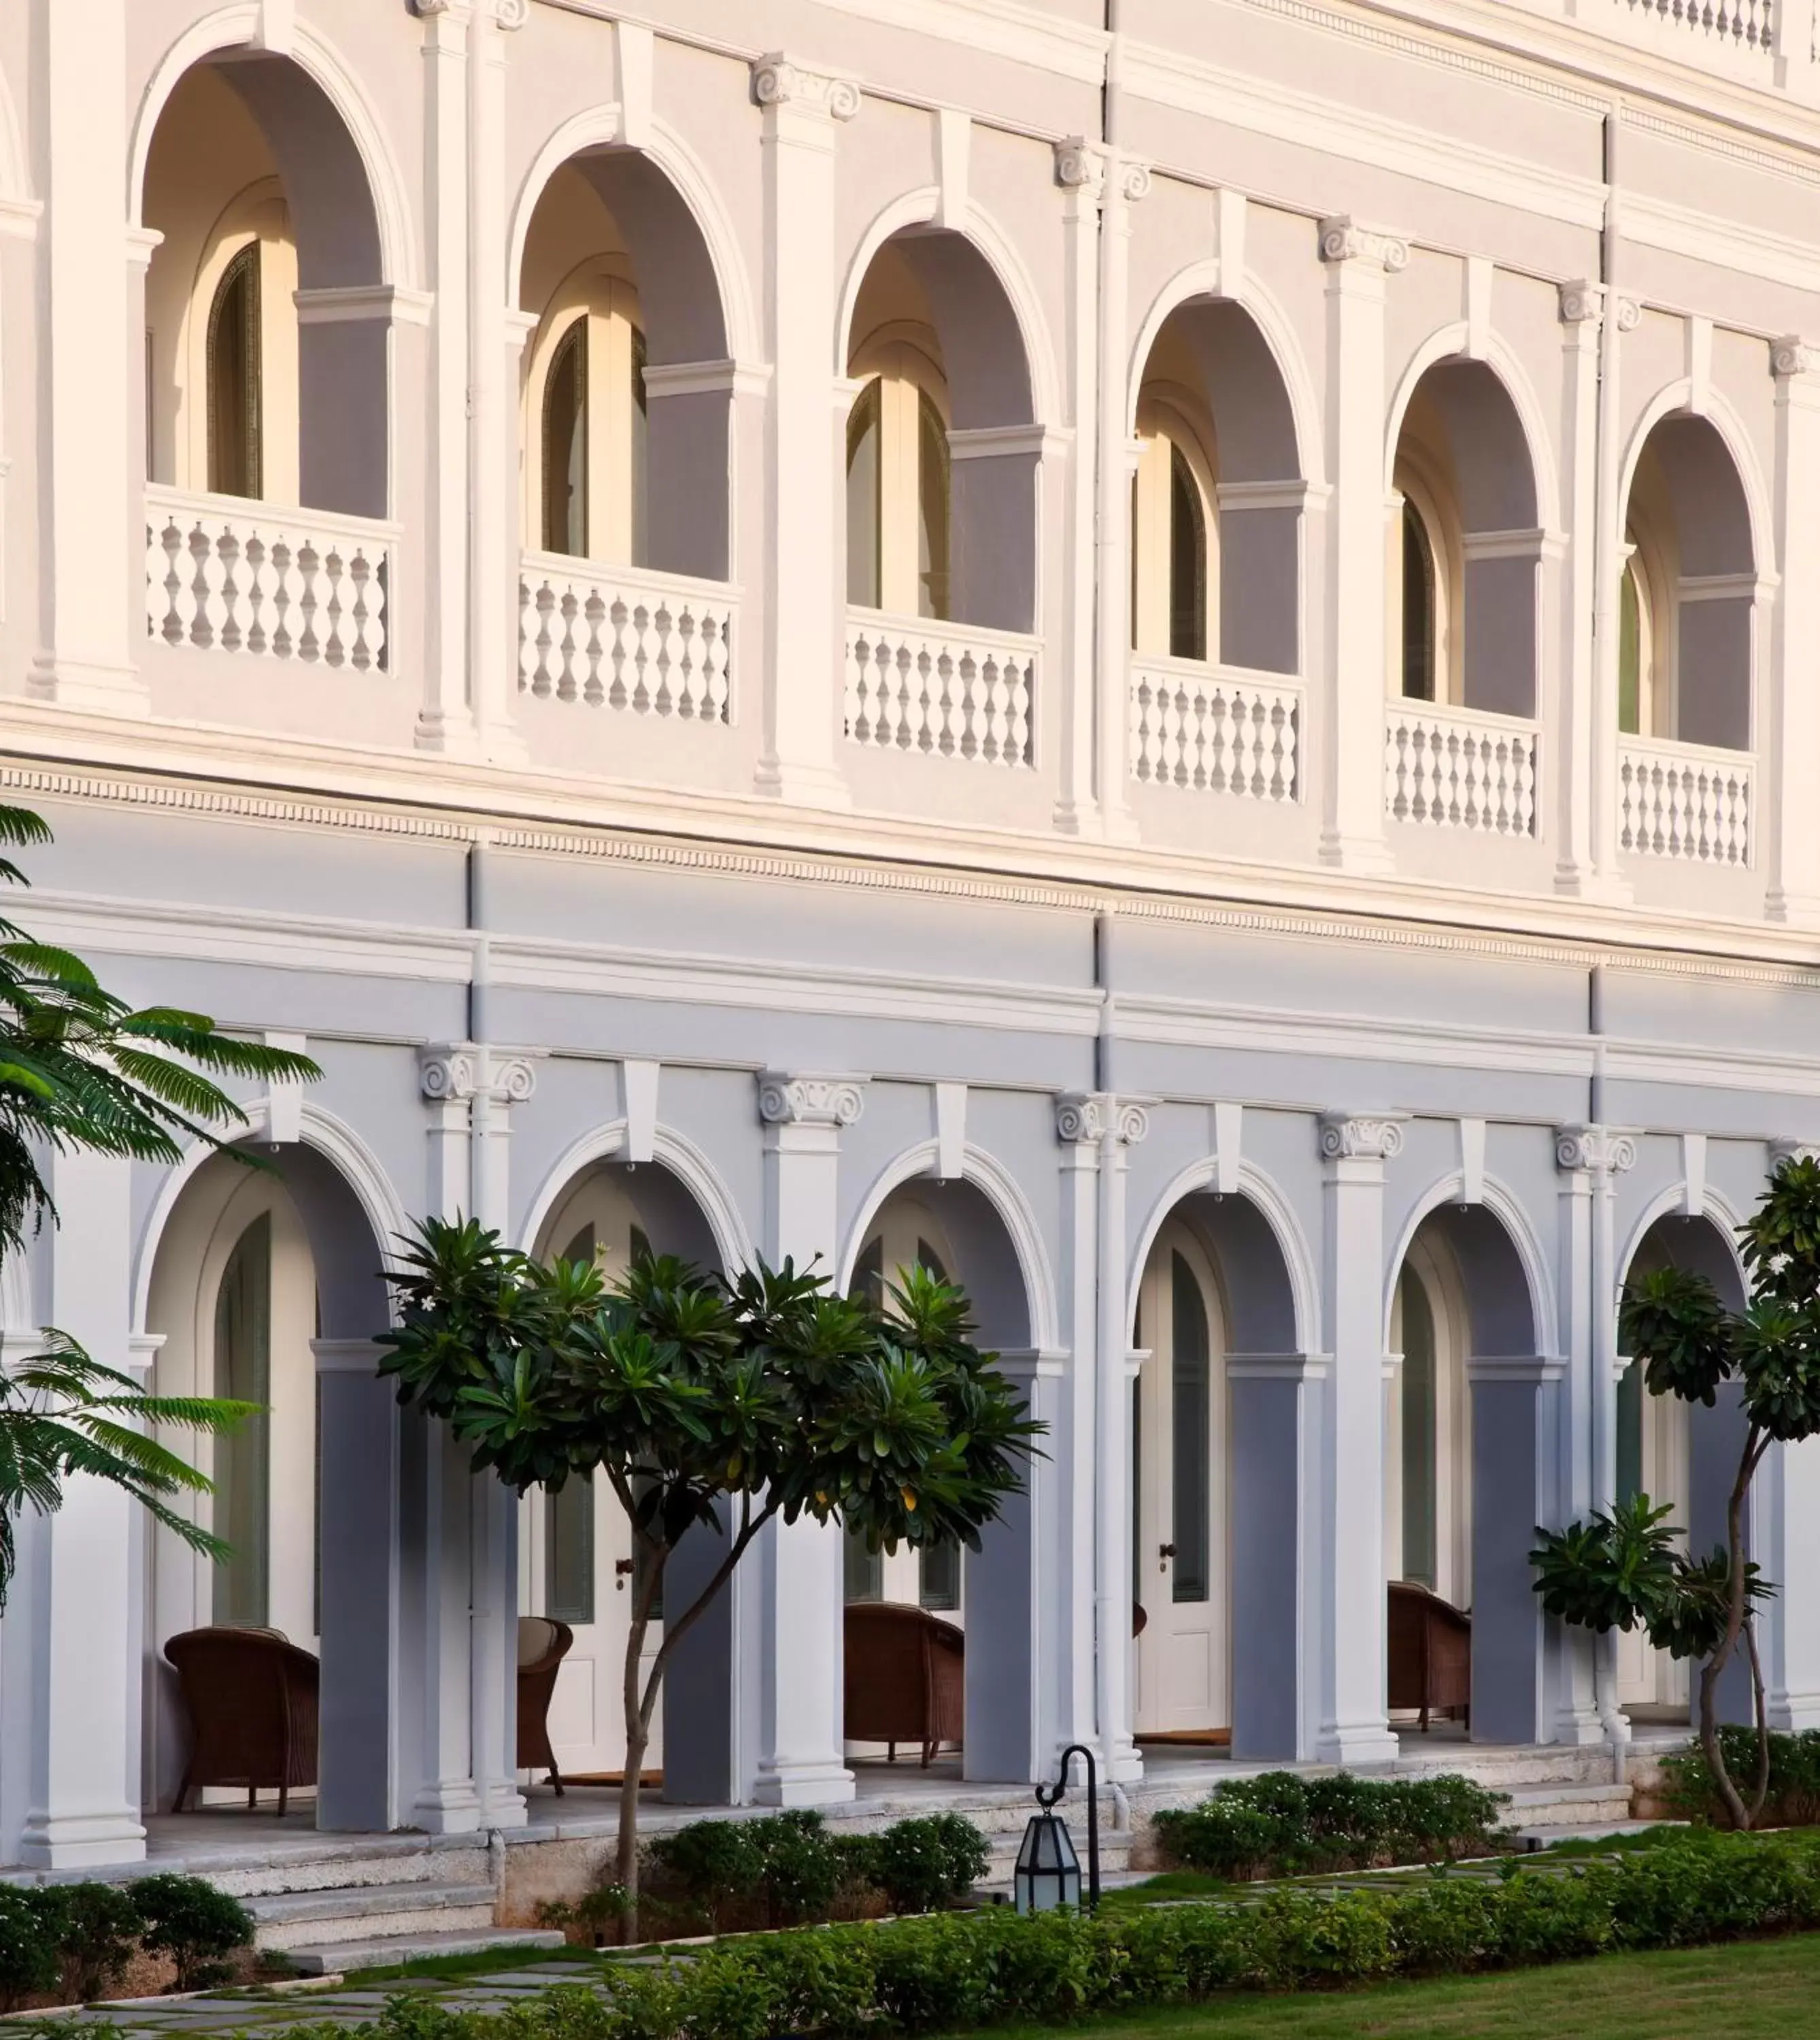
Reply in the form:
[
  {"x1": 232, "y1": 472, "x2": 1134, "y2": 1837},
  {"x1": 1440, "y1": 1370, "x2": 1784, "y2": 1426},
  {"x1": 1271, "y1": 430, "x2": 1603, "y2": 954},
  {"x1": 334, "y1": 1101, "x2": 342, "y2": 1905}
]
[{"x1": 3, "y1": 0, "x2": 1820, "y2": 1877}]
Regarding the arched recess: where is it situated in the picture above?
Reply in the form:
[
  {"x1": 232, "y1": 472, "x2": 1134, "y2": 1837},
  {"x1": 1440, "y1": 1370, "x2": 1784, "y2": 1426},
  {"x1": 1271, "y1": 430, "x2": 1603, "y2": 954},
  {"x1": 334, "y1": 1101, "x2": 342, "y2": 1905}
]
[
  {"x1": 838, "y1": 1140, "x2": 1051, "y2": 1784},
  {"x1": 137, "y1": 30, "x2": 397, "y2": 518},
  {"x1": 513, "y1": 123, "x2": 740, "y2": 582},
  {"x1": 1385, "y1": 336, "x2": 1547, "y2": 718},
  {"x1": 1384, "y1": 1181, "x2": 1551, "y2": 1745},
  {"x1": 1126, "y1": 282, "x2": 1309, "y2": 677},
  {"x1": 839, "y1": 197, "x2": 1045, "y2": 634},
  {"x1": 135, "y1": 1116, "x2": 405, "y2": 1831},
  {"x1": 1617, "y1": 390, "x2": 1764, "y2": 751},
  {"x1": 1615, "y1": 1195, "x2": 1749, "y2": 1721},
  {"x1": 1126, "y1": 1168, "x2": 1313, "y2": 1762}
]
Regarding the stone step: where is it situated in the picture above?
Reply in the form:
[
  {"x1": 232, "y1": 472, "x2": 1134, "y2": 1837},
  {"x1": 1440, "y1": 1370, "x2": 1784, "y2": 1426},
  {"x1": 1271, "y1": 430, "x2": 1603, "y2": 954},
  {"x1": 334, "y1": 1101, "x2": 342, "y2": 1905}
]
[
  {"x1": 286, "y1": 1928, "x2": 567, "y2": 1978},
  {"x1": 1497, "y1": 1784, "x2": 1633, "y2": 1830},
  {"x1": 203, "y1": 1845, "x2": 492, "y2": 1903},
  {"x1": 248, "y1": 1882, "x2": 501, "y2": 1953}
]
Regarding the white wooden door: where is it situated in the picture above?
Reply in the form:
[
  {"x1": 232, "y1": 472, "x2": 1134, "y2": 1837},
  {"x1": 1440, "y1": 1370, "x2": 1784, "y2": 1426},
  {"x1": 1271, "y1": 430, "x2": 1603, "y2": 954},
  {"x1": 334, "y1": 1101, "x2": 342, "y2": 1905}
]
[
  {"x1": 1133, "y1": 1234, "x2": 1228, "y2": 1734},
  {"x1": 520, "y1": 1172, "x2": 662, "y2": 1780},
  {"x1": 1615, "y1": 1356, "x2": 1691, "y2": 1710}
]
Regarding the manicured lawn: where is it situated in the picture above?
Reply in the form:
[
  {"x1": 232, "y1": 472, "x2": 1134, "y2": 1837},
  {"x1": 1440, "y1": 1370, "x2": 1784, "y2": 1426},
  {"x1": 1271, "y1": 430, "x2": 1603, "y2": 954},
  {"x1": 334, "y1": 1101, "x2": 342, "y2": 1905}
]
[{"x1": 962, "y1": 1931, "x2": 1820, "y2": 2039}]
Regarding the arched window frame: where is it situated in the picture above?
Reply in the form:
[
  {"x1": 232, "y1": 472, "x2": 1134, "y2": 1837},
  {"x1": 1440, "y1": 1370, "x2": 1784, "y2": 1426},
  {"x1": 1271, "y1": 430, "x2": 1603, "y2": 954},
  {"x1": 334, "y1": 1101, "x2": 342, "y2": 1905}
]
[
  {"x1": 178, "y1": 180, "x2": 300, "y2": 505},
  {"x1": 1389, "y1": 453, "x2": 1464, "y2": 706},
  {"x1": 523, "y1": 260, "x2": 648, "y2": 567},
  {"x1": 1385, "y1": 1234, "x2": 1472, "y2": 1612},
  {"x1": 1131, "y1": 388, "x2": 1219, "y2": 666},
  {"x1": 1619, "y1": 490, "x2": 1678, "y2": 741},
  {"x1": 845, "y1": 324, "x2": 951, "y2": 622}
]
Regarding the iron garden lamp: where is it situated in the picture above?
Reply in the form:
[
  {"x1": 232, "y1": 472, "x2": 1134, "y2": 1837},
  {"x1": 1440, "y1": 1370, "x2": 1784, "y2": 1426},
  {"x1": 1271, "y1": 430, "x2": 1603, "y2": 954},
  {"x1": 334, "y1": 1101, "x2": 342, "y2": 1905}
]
[{"x1": 1013, "y1": 1741, "x2": 1099, "y2": 1914}]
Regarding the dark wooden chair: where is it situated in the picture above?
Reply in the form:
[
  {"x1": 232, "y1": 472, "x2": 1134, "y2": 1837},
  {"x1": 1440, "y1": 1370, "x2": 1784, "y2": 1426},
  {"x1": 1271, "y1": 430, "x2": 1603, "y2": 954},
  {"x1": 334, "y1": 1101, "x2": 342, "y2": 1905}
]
[
  {"x1": 843, "y1": 1602, "x2": 964, "y2": 1766},
  {"x1": 163, "y1": 1626, "x2": 320, "y2": 1814},
  {"x1": 1387, "y1": 1580, "x2": 1472, "y2": 1731},
  {"x1": 517, "y1": 1616, "x2": 575, "y2": 1793}
]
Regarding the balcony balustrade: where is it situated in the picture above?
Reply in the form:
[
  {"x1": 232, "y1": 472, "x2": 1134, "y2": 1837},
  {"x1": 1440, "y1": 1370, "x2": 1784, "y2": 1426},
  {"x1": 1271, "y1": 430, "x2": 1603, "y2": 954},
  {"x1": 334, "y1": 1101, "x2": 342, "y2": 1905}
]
[
  {"x1": 1385, "y1": 700, "x2": 1538, "y2": 837},
  {"x1": 519, "y1": 555, "x2": 735, "y2": 724},
  {"x1": 1128, "y1": 658, "x2": 1301, "y2": 803},
  {"x1": 146, "y1": 486, "x2": 394, "y2": 672},
  {"x1": 1618, "y1": 734, "x2": 1754, "y2": 866},
  {"x1": 843, "y1": 611, "x2": 1037, "y2": 768}
]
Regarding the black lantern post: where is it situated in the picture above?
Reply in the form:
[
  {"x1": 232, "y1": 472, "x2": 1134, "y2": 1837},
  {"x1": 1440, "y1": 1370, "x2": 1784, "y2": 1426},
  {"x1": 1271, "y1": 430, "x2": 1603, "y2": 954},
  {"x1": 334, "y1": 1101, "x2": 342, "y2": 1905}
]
[{"x1": 1013, "y1": 1742, "x2": 1099, "y2": 1915}]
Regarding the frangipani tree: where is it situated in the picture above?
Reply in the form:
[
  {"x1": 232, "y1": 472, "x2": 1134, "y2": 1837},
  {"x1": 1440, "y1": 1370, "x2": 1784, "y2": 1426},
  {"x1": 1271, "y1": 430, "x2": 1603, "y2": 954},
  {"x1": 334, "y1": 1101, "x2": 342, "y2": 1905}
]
[
  {"x1": 1531, "y1": 1156, "x2": 1820, "y2": 1829},
  {"x1": 378, "y1": 1217, "x2": 1043, "y2": 1932}
]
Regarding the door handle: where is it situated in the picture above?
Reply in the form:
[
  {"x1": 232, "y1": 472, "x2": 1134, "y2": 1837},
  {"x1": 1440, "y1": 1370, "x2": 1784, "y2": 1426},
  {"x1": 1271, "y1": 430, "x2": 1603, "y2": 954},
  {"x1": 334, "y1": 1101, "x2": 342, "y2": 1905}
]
[
  {"x1": 615, "y1": 1559, "x2": 635, "y2": 1591},
  {"x1": 1158, "y1": 1542, "x2": 1177, "y2": 1571}
]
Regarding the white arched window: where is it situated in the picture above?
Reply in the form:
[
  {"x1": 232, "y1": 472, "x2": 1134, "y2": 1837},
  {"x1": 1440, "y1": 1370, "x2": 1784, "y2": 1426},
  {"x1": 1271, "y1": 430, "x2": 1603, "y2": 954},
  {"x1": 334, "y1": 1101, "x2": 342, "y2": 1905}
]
[
  {"x1": 1389, "y1": 458, "x2": 1460, "y2": 704},
  {"x1": 845, "y1": 337, "x2": 950, "y2": 620},
  {"x1": 1131, "y1": 396, "x2": 1217, "y2": 664},
  {"x1": 526, "y1": 270, "x2": 648, "y2": 564},
  {"x1": 1619, "y1": 515, "x2": 1672, "y2": 738}
]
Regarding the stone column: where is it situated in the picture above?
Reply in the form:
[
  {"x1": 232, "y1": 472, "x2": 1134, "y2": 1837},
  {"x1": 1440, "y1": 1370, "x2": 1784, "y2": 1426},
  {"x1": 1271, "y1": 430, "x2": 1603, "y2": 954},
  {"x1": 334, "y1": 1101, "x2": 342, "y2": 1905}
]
[
  {"x1": 1317, "y1": 220, "x2": 1405, "y2": 874},
  {"x1": 753, "y1": 1072, "x2": 864, "y2": 1805},
  {"x1": 1052, "y1": 1095, "x2": 1103, "y2": 1762},
  {"x1": 1053, "y1": 143, "x2": 1102, "y2": 835},
  {"x1": 1228, "y1": 1353, "x2": 1324, "y2": 1761},
  {"x1": 752, "y1": 57, "x2": 858, "y2": 807},
  {"x1": 1470, "y1": 1355, "x2": 1565, "y2": 1744},
  {"x1": 1766, "y1": 1141, "x2": 1820, "y2": 1727},
  {"x1": 1768, "y1": 340, "x2": 1820, "y2": 923},
  {"x1": 1315, "y1": 1113, "x2": 1404, "y2": 1764},
  {"x1": 1548, "y1": 1126, "x2": 1604, "y2": 1743},
  {"x1": 1556, "y1": 1123, "x2": 1636, "y2": 1747},
  {"x1": 1556, "y1": 286, "x2": 1608, "y2": 894},
  {"x1": 10, "y1": 1153, "x2": 144, "y2": 1867},
  {"x1": 30, "y1": 0, "x2": 145, "y2": 713}
]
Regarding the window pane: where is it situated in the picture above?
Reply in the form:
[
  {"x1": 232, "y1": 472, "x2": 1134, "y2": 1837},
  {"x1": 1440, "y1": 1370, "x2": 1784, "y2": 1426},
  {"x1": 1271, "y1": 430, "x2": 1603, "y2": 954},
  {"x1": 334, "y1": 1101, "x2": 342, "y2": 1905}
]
[
  {"x1": 844, "y1": 1525, "x2": 882, "y2": 1602},
  {"x1": 630, "y1": 324, "x2": 649, "y2": 570},
  {"x1": 1619, "y1": 560, "x2": 1642, "y2": 737},
  {"x1": 846, "y1": 381, "x2": 881, "y2": 608},
  {"x1": 214, "y1": 1213, "x2": 271, "y2": 1627},
  {"x1": 1617, "y1": 1359, "x2": 1644, "y2": 1507},
  {"x1": 1170, "y1": 1251, "x2": 1211, "y2": 1604},
  {"x1": 543, "y1": 319, "x2": 588, "y2": 556},
  {"x1": 547, "y1": 1473, "x2": 595, "y2": 1625},
  {"x1": 1401, "y1": 503, "x2": 1436, "y2": 701},
  {"x1": 917, "y1": 389, "x2": 951, "y2": 622},
  {"x1": 915, "y1": 1237, "x2": 949, "y2": 1284},
  {"x1": 1399, "y1": 1268, "x2": 1437, "y2": 1589},
  {"x1": 920, "y1": 1538, "x2": 961, "y2": 1612},
  {"x1": 1168, "y1": 445, "x2": 1207, "y2": 663},
  {"x1": 207, "y1": 244, "x2": 262, "y2": 500},
  {"x1": 562, "y1": 1222, "x2": 596, "y2": 1268},
  {"x1": 850, "y1": 1234, "x2": 884, "y2": 1310}
]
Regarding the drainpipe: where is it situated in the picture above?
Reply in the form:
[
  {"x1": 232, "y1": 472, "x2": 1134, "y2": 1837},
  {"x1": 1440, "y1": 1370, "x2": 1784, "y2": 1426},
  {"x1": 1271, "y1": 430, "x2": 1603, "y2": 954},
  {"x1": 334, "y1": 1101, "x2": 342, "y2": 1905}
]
[{"x1": 1588, "y1": 963, "x2": 1630, "y2": 1780}]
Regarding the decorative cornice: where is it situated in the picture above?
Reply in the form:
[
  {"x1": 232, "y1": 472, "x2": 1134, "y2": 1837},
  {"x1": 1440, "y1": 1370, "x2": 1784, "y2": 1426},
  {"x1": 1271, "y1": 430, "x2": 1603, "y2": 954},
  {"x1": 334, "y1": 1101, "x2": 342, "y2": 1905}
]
[
  {"x1": 752, "y1": 55, "x2": 862, "y2": 122},
  {"x1": 1555, "y1": 1125, "x2": 1638, "y2": 1175},
  {"x1": 1054, "y1": 1092, "x2": 1150, "y2": 1147},
  {"x1": 1318, "y1": 1113, "x2": 1406, "y2": 1163},
  {"x1": 1773, "y1": 337, "x2": 1820, "y2": 380},
  {"x1": 758, "y1": 1071, "x2": 866, "y2": 1128},
  {"x1": 1318, "y1": 217, "x2": 1409, "y2": 272},
  {"x1": 420, "y1": 1043, "x2": 539, "y2": 1105}
]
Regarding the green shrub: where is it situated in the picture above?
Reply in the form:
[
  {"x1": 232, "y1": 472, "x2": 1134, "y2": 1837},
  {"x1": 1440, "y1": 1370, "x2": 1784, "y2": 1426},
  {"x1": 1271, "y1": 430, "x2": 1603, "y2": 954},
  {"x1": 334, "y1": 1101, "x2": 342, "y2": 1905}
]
[
  {"x1": 1659, "y1": 1725, "x2": 1820, "y2": 1827},
  {"x1": 0, "y1": 1888, "x2": 60, "y2": 2011},
  {"x1": 127, "y1": 1873, "x2": 254, "y2": 1990},
  {"x1": 35, "y1": 1880, "x2": 144, "y2": 2001},
  {"x1": 1151, "y1": 1769, "x2": 1505, "y2": 1880},
  {"x1": 846, "y1": 1814, "x2": 992, "y2": 1914}
]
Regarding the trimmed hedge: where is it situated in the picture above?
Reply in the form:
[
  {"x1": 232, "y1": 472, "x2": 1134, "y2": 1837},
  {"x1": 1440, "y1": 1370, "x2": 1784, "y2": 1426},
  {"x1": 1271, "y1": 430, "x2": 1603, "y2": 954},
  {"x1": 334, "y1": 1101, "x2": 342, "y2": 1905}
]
[
  {"x1": 1151, "y1": 1770, "x2": 1507, "y2": 1880},
  {"x1": 0, "y1": 1873, "x2": 254, "y2": 2009},
  {"x1": 301, "y1": 1831, "x2": 1820, "y2": 2040},
  {"x1": 1660, "y1": 1727, "x2": 1820, "y2": 1829}
]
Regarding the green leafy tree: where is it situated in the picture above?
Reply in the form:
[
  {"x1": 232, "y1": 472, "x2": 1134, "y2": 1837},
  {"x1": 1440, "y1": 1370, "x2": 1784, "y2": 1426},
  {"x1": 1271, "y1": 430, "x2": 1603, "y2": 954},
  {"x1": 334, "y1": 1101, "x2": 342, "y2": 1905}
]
[
  {"x1": 1530, "y1": 1155, "x2": 1820, "y2": 1829},
  {"x1": 379, "y1": 1217, "x2": 1043, "y2": 1932},
  {"x1": 0, "y1": 803, "x2": 321, "y2": 1609}
]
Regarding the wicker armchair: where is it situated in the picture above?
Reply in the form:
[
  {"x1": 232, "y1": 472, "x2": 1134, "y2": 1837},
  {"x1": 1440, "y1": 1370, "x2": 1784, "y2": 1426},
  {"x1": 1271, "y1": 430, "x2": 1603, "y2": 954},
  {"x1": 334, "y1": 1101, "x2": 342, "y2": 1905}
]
[
  {"x1": 843, "y1": 1602, "x2": 964, "y2": 1767},
  {"x1": 163, "y1": 1626, "x2": 320, "y2": 1814},
  {"x1": 1387, "y1": 1580, "x2": 1472, "y2": 1731},
  {"x1": 517, "y1": 1616, "x2": 575, "y2": 1793}
]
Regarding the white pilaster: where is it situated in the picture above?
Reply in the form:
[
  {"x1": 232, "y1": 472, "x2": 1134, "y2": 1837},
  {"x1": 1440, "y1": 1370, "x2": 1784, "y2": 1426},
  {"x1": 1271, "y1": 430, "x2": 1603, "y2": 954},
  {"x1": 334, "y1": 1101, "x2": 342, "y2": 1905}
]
[
  {"x1": 1054, "y1": 144, "x2": 1102, "y2": 835},
  {"x1": 752, "y1": 57, "x2": 859, "y2": 807},
  {"x1": 16, "y1": 1153, "x2": 146, "y2": 1867},
  {"x1": 1554, "y1": 284, "x2": 1604, "y2": 896},
  {"x1": 1317, "y1": 220, "x2": 1404, "y2": 872},
  {"x1": 1316, "y1": 1112, "x2": 1404, "y2": 1764},
  {"x1": 1054, "y1": 1094, "x2": 1102, "y2": 1761},
  {"x1": 754, "y1": 1072, "x2": 863, "y2": 1805},
  {"x1": 1768, "y1": 339, "x2": 1820, "y2": 923}
]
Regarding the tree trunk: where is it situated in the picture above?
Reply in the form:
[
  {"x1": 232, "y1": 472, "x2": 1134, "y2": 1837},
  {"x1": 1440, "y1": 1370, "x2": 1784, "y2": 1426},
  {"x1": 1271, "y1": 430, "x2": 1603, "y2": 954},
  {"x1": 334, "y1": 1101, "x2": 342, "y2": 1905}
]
[
  {"x1": 616, "y1": 1557, "x2": 660, "y2": 1940},
  {"x1": 1701, "y1": 1423, "x2": 1767, "y2": 1831}
]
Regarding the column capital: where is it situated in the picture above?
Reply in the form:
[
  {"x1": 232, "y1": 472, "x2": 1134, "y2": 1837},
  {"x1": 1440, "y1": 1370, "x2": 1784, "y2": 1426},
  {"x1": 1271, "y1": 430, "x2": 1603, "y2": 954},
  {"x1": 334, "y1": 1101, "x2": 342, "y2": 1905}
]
[
  {"x1": 758, "y1": 1071, "x2": 866, "y2": 1129},
  {"x1": 1554, "y1": 1123, "x2": 1638, "y2": 1176},
  {"x1": 420, "y1": 1043, "x2": 539, "y2": 1106},
  {"x1": 1774, "y1": 335, "x2": 1820, "y2": 381},
  {"x1": 752, "y1": 54, "x2": 862, "y2": 122},
  {"x1": 1054, "y1": 139, "x2": 1150, "y2": 207},
  {"x1": 1771, "y1": 1138, "x2": 1820, "y2": 1168},
  {"x1": 1317, "y1": 1112, "x2": 1407, "y2": 1163},
  {"x1": 1557, "y1": 280, "x2": 1640, "y2": 333},
  {"x1": 1054, "y1": 1091, "x2": 1149, "y2": 1147},
  {"x1": 413, "y1": 0, "x2": 528, "y2": 24},
  {"x1": 1318, "y1": 217, "x2": 1409, "y2": 273}
]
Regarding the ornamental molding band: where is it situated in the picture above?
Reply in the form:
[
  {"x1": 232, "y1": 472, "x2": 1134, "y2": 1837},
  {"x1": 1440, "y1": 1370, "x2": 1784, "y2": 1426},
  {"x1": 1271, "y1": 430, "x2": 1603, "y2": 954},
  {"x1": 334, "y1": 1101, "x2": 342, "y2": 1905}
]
[
  {"x1": 752, "y1": 55, "x2": 862, "y2": 122},
  {"x1": 1317, "y1": 216, "x2": 1409, "y2": 271},
  {"x1": 1054, "y1": 1092, "x2": 1150, "y2": 1147},
  {"x1": 1554, "y1": 1124, "x2": 1638, "y2": 1174},
  {"x1": 757, "y1": 1072, "x2": 866, "y2": 1128},
  {"x1": 1317, "y1": 1113, "x2": 1407, "y2": 1162},
  {"x1": 420, "y1": 1044, "x2": 539, "y2": 1105},
  {"x1": 1773, "y1": 336, "x2": 1820, "y2": 379}
]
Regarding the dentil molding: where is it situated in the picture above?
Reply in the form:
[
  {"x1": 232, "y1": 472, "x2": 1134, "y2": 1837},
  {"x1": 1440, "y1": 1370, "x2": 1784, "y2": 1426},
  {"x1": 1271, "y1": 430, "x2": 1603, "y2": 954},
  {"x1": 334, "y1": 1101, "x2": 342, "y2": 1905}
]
[
  {"x1": 752, "y1": 56, "x2": 862, "y2": 122},
  {"x1": 1555, "y1": 1124, "x2": 1638, "y2": 1174},
  {"x1": 420, "y1": 1043, "x2": 539, "y2": 1105},
  {"x1": 758, "y1": 1072, "x2": 866, "y2": 1128},
  {"x1": 1318, "y1": 1113, "x2": 1407, "y2": 1162},
  {"x1": 1317, "y1": 216, "x2": 1409, "y2": 271},
  {"x1": 1054, "y1": 1092, "x2": 1150, "y2": 1146}
]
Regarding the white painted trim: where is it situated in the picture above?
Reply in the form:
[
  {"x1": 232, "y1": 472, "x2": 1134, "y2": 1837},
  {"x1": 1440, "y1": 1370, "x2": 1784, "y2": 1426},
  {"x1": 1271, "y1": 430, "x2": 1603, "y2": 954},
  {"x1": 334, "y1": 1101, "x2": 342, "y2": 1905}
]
[
  {"x1": 805, "y1": 0, "x2": 1108, "y2": 82},
  {"x1": 1381, "y1": 1170, "x2": 1559, "y2": 1361},
  {"x1": 1617, "y1": 379, "x2": 1774, "y2": 585},
  {"x1": 1616, "y1": 1180, "x2": 1750, "y2": 1303},
  {"x1": 294, "y1": 285, "x2": 435, "y2": 328}
]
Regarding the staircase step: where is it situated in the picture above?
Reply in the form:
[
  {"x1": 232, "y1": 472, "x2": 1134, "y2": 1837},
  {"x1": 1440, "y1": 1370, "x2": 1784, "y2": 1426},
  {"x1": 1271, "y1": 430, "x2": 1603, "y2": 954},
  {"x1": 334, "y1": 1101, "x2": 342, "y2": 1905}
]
[
  {"x1": 1498, "y1": 1784, "x2": 1632, "y2": 1830},
  {"x1": 286, "y1": 1928, "x2": 567, "y2": 1978},
  {"x1": 248, "y1": 1882, "x2": 501, "y2": 1952}
]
